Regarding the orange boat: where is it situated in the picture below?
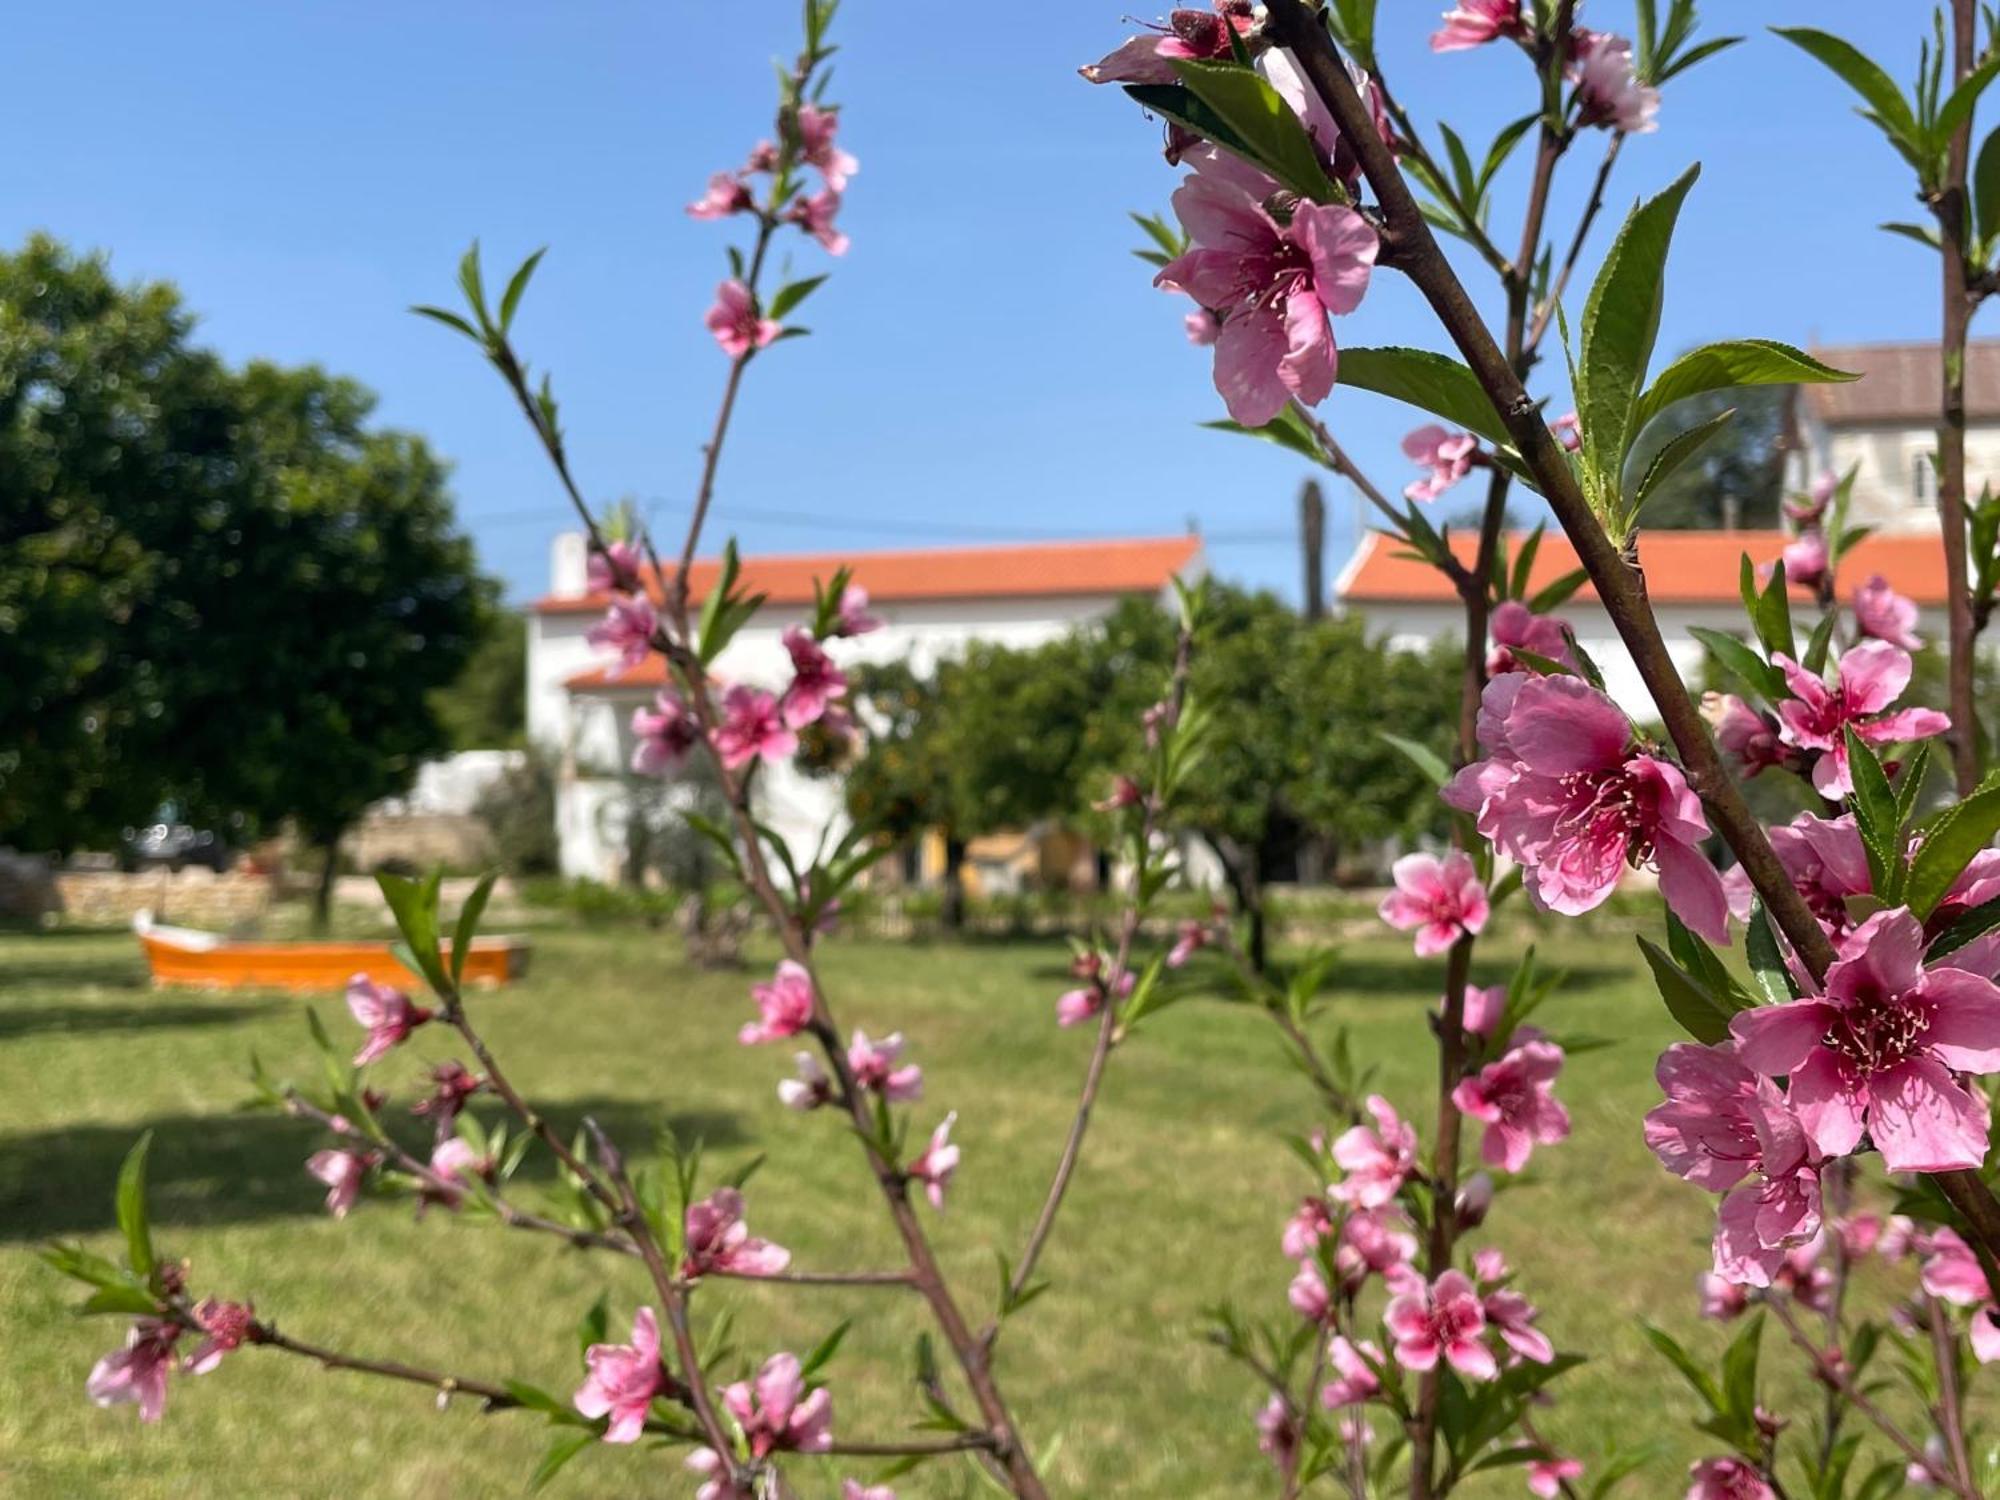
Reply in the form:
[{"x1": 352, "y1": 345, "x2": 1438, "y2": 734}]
[{"x1": 134, "y1": 912, "x2": 530, "y2": 993}]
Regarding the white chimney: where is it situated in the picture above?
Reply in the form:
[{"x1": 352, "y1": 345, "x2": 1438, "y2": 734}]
[{"x1": 550, "y1": 531, "x2": 589, "y2": 597}]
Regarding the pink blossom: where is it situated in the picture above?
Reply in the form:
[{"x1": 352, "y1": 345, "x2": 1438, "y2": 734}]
[
  {"x1": 795, "y1": 103, "x2": 857, "y2": 192},
  {"x1": 842, "y1": 1483, "x2": 898, "y2": 1500},
  {"x1": 588, "y1": 538, "x2": 642, "y2": 593},
  {"x1": 1698, "y1": 1273, "x2": 1749, "y2": 1320},
  {"x1": 1282, "y1": 1195, "x2": 1333, "y2": 1259},
  {"x1": 1331, "y1": 1095, "x2": 1417, "y2": 1208},
  {"x1": 1919, "y1": 1230, "x2": 2000, "y2": 1363},
  {"x1": 1730, "y1": 907, "x2": 2000, "y2": 1173},
  {"x1": 1402, "y1": 425, "x2": 1479, "y2": 502},
  {"x1": 685, "y1": 1447, "x2": 751, "y2": 1500},
  {"x1": 306, "y1": 1147, "x2": 373, "y2": 1218},
  {"x1": 1432, "y1": 0, "x2": 1525, "y2": 52},
  {"x1": 1168, "y1": 918, "x2": 1211, "y2": 968},
  {"x1": 1703, "y1": 692, "x2": 1787, "y2": 779},
  {"x1": 688, "y1": 171, "x2": 753, "y2": 220},
  {"x1": 1093, "y1": 774, "x2": 1144, "y2": 812},
  {"x1": 847, "y1": 1029, "x2": 923, "y2": 1101},
  {"x1": 1080, "y1": 4, "x2": 1259, "y2": 85},
  {"x1": 1335, "y1": 1207, "x2": 1419, "y2": 1289},
  {"x1": 1288, "y1": 1259, "x2": 1334, "y2": 1324},
  {"x1": 587, "y1": 594, "x2": 658, "y2": 677},
  {"x1": 1259, "y1": 48, "x2": 1393, "y2": 191},
  {"x1": 1458, "y1": 984, "x2": 1508, "y2": 1038},
  {"x1": 1255, "y1": 1394, "x2": 1300, "y2": 1472},
  {"x1": 1055, "y1": 986, "x2": 1102, "y2": 1028},
  {"x1": 1779, "y1": 530, "x2": 1830, "y2": 591},
  {"x1": 1185, "y1": 308, "x2": 1220, "y2": 345},
  {"x1": 345, "y1": 975, "x2": 432, "y2": 1066},
  {"x1": 1321, "y1": 1336, "x2": 1383, "y2": 1406},
  {"x1": 1444, "y1": 673, "x2": 1730, "y2": 941},
  {"x1": 430, "y1": 1136, "x2": 487, "y2": 1187},
  {"x1": 745, "y1": 141, "x2": 779, "y2": 174},
  {"x1": 909, "y1": 1112, "x2": 959, "y2": 1209},
  {"x1": 1487, "y1": 599, "x2": 1575, "y2": 676},
  {"x1": 87, "y1": 1319, "x2": 180, "y2": 1422},
  {"x1": 1645, "y1": 1041, "x2": 1823, "y2": 1287},
  {"x1": 1571, "y1": 31, "x2": 1659, "y2": 134},
  {"x1": 412, "y1": 1060, "x2": 483, "y2": 1126},
  {"x1": 184, "y1": 1299, "x2": 255, "y2": 1375},
  {"x1": 632, "y1": 690, "x2": 700, "y2": 775},
  {"x1": 1786, "y1": 471, "x2": 1838, "y2": 525},
  {"x1": 1687, "y1": 1457, "x2": 1776, "y2": 1500},
  {"x1": 1482, "y1": 1285, "x2": 1553, "y2": 1365},
  {"x1": 722, "y1": 1351, "x2": 833, "y2": 1457},
  {"x1": 1853, "y1": 574, "x2": 1924, "y2": 651},
  {"x1": 705, "y1": 279, "x2": 780, "y2": 358},
  {"x1": 742, "y1": 960, "x2": 815, "y2": 1045},
  {"x1": 1378, "y1": 850, "x2": 1488, "y2": 956},
  {"x1": 832, "y1": 583, "x2": 881, "y2": 636},
  {"x1": 786, "y1": 187, "x2": 849, "y2": 255},
  {"x1": 1552, "y1": 411, "x2": 1582, "y2": 451},
  {"x1": 1385, "y1": 1270, "x2": 1496, "y2": 1381},
  {"x1": 780, "y1": 626, "x2": 848, "y2": 729},
  {"x1": 1155, "y1": 149, "x2": 1378, "y2": 426},
  {"x1": 777, "y1": 1050, "x2": 834, "y2": 1111},
  {"x1": 575, "y1": 1306, "x2": 666, "y2": 1444},
  {"x1": 1530, "y1": 1457, "x2": 1585, "y2": 1498},
  {"x1": 713, "y1": 684, "x2": 799, "y2": 770},
  {"x1": 1455, "y1": 1171, "x2": 1495, "y2": 1229},
  {"x1": 683, "y1": 1187, "x2": 791, "y2": 1280},
  {"x1": 1453, "y1": 1040, "x2": 1570, "y2": 1172}
]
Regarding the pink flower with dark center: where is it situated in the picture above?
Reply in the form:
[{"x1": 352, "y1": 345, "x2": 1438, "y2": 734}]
[
  {"x1": 1288, "y1": 1259, "x2": 1334, "y2": 1324},
  {"x1": 87, "y1": 1318, "x2": 180, "y2": 1422},
  {"x1": 722, "y1": 1351, "x2": 833, "y2": 1457},
  {"x1": 1444, "y1": 672, "x2": 1730, "y2": 941},
  {"x1": 688, "y1": 172, "x2": 753, "y2": 220},
  {"x1": 1730, "y1": 907, "x2": 2000, "y2": 1173},
  {"x1": 345, "y1": 975, "x2": 432, "y2": 1066},
  {"x1": 832, "y1": 583, "x2": 880, "y2": 636},
  {"x1": 705, "y1": 280, "x2": 781, "y2": 358},
  {"x1": 746, "y1": 140, "x2": 780, "y2": 174},
  {"x1": 1155, "y1": 148, "x2": 1378, "y2": 426},
  {"x1": 1185, "y1": 308, "x2": 1220, "y2": 345},
  {"x1": 1698, "y1": 1272, "x2": 1749, "y2": 1321},
  {"x1": 411, "y1": 1060, "x2": 484, "y2": 1126},
  {"x1": 1703, "y1": 692, "x2": 1787, "y2": 779},
  {"x1": 1332, "y1": 1095, "x2": 1417, "y2": 1207},
  {"x1": 1321, "y1": 1336, "x2": 1383, "y2": 1406},
  {"x1": 588, "y1": 538, "x2": 642, "y2": 594},
  {"x1": 1379, "y1": 850, "x2": 1489, "y2": 957},
  {"x1": 713, "y1": 684, "x2": 799, "y2": 770},
  {"x1": 1432, "y1": 0, "x2": 1526, "y2": 52},
  {"x1": 1168, "y1": 918, "x2": 1211, "y2": 968},
  {"x1": 909, "y1": 1113, "x2": 960, "y2": 1209},
  {"x1": 631, "y1": 689, "x2": 700, "y2": 775},
  {"x1": 795, "y1": 103, "x2": 857, "y2": 191},
  {"x1": 1080, "y1": 4, "x2": 1260, "y2": 85},
  {"x1": 785, "y1": 188, "x2": 849, "y2": 255},
  {"x1": 1571, "y1": 31, "x2": 1659, "y2": 134},
  {"x1": 1687, "y1": 1457, "x2": 1776, "y2": 1500},
  {"x1": 1255, "y1": 1394, "x2": 1300, "y2": 1472},
  {"x1": 683, "y1": 1187, "x2": 791, "y2": 1280},
  {"x1": 1453, "y1": 1040, "x2": 1570, "y2": 1172},
  {"x1": 1482, "y1": 1285, "x2": 1553, "y2": 1365},
  {"x1": 1334, "y1": 1207, "x2": 1419, "y2": 1290},
  {"x1": 741, "y1": 960, "x2": 815, "y2": 1045},
  {"x1": 1853, "y1": 574, "x2": 1923, "y2": 650},
  {"x1": 1385, "y1": 1270, "x2": 1495, "y2": 1380},
  {"x1": 575, "y1": 1306, "x2": 666, "y2": 1444},
  {"x1": 307, "y1": 1147, "x2": 374, "y2": 1218},
  {"x1": 1487, "y1": 599, "x2": 1575, "y2": 676},
  {"x1": 1282, "y1": 1195, "x2": 1333, "y2": 1259},
  {"x1": 185, "y1": 1299, "x2": 255, "y2": 1375},
  {"x1": 587, "y1": 594, "x2": 659, "y2": 677},
  {"x1": 1786, "y1": 471, "x2": 1838, "y2": 525},
  {"x1": 1093, "y1": 774, "x2": 1144, "y2": 812},
  {"x1": 1724, "y1": 811, "x2": 1871, "y2": 943},
  {"x1": 777, "y1": 1050, "x2": 834, "y2": 1111},
  {"x1": 1458, "y1": 984, "x2": 1508, "y2": 1038},
  {"x1": 1529, "y1": 1457, "x2": 1585, "y2": 1498},
  {"x1": 1402, "y1": 425, "x2": 1479, "y2": 502},
  {"x1": 780, "y1": 626, "x2": 848, "y2": 729},
  {"x1": 847, "y1": 1029, "x2": 923, "y2": 1101}
]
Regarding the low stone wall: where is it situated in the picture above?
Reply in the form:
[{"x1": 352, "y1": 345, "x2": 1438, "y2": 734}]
[
  {"x1": 341, "y1": 812, "x2": 495, "y2": 874},
  {"x1": 51, "y1": 869, "x2": 275, "y2": 929}
]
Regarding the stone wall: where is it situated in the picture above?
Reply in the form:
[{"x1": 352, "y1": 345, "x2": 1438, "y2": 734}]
[
  {"x1": 51, "y1": 869, "x2": 275, "y2": 929},
  {"x1": 340, "y1": 812, "x2": 496, "y2": 874}
]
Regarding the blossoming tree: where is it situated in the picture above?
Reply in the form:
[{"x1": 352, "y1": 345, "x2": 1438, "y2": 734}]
[{"x1": 43, "y1": 2, "x2": 2000, "y2": 1498}]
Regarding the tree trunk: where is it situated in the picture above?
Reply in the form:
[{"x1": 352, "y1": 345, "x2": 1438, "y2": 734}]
[
  {"x1": 941, "y1": 833, "x2": 967, "y2": 932},
  {"x1": 1210, "y1": 834, "x2": 1268, "y2": 974},
  {"x1": 312, "y1": 839, "x2": 340, "y2": 935}
]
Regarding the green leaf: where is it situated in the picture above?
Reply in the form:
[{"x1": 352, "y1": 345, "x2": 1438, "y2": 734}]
[
  {"x1": 1934, "y1": 47, "x2": 2000, "y2": 159},
  {"x1": 576, "y1": 1292, "x2": 609, "y2": 1360},
  {"x1": 498, "y1": 247, "x2": 547, "y2": 334},
  {"x1": 767, "y1": 274, "x2": 829, "y2": 322},
  {"x1": 1380, "y1": 731, "x2": 1451, "y2": 789},
  {"x1": 1750, "y1": 556, "x2": 1796, "y2": 660},
  {"x1": 410, "y1": 304, "x2": 481, "y2": 342},
  {"x1": 1882, "y1": 219, "x2": 1944, "y2": 251},
  {"x1": 1932, "y1": 894, "x2": 2000, "y2": 959},
  {"x1": 1124, "y1": 84, "x2": 1265, "y2": 175},
  {"x1": 1202, "y1": 408, "x2": 1326, "y2": 466},
  {"x1": 529, "y1": 1430, "x2": 596, "y2": 1493},
  {"x1": 1526, "y1": 567, "x2": 1589, "y2": 613},
  {"x1": 1660, "y1": 35, "x2": 1744, "y2": 83},
  {"x1": 1634, "y1": 340, "x2": 1857, "y2": 436},
  {"x1": 115, "y1": 1132, "x2": 156, "y2": 1283},
  {"x1": 1719, "y1": 1311, "x2": 1765, "y2": 1422},
  {"x1": 376, "y1": 870, "x2": 447, "y2": 995},
  {"x1": 1334, "y1": 347, "x2": 1515, "y2": 451},
  {"x1": 1845, "y1": 725, "x2": 1907, "y2": 904},
  {"x1": 449, "y1": 871, "x2": 499, "y2": 990},
  {"x1": 456, "y1": 241, "x2": 492, "y2": 334},
  {"x1": 1630, "y1": 408, "x2": 1735, "y2": 521},
  {"x1": 1772, "y1": 29, "x2": 1922, "y2": 150},
  {"x1": 1977, "y1": 123, "x2": 2000, "y2": 251},
  {"x1": 78, "y1": 1284, "x2": 166, "y2": 1318},
  {"x1": 1169, "y1": 60, "x2": 1341, "y2": 203},
  {"x1": 799, "y1": 1318, "x2": 852, "y2": 1381},
  {"x1": 1508, "y1": 524, "x2": 1545, "y2": 600},
  {"x1": 1906, "y1": 781, "x2": 2000, "y2": 921},
  {"x1": 1687, "y1": 626, "x2": 1787, "y2": 702},
  {"x1": 1745, "y1": 905, "x2": 1800, "y2": 1003},
  {"x1": 1576, "y1": 166, "x2": 1699, "y2": 523},
  {"x1": 1637, "y1": 937, "x2": 1742, "y2": 1045},
  {"x1": 1641, "y1": 1321, "x2": 1723, "y2": 1412}
]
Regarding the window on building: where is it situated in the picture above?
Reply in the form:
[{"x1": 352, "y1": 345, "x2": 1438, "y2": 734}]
[{"x1": 1912, "y1": 449, "x2": 1936, "y2": 506}]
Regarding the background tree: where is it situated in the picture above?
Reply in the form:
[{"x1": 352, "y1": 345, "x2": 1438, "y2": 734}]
[
  {"x1": 1625, "y1": 383, "x2": 1792, "y2": 529},
  {"x1": 432, "y1": 610, "x2": 527, "y2": 751}
]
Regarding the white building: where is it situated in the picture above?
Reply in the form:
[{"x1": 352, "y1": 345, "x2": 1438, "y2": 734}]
[
  {"x1": 1791, "y1": 341, "x2": 2000, "y2": 523},
  {"x1": 1336, "y1": 528, "x2": 1948, "y2": 721},
  {"x1": 527, "y1": 533, "x2": 1204, "y2": 883}
]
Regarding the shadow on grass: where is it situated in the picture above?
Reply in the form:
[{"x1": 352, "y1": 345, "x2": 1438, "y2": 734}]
[
  {"x1": 0, "y1": 959, "x2": 152, "y2": 992},
  {"x1": 0, "y1": 1096, "x2": 745, "y2": 1242},
  {"x1": 0, "y1": 1001, "x2": 268, "y2": 1042}
]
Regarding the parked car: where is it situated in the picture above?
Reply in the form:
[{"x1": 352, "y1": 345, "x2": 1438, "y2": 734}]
[{"x1": 119, "y1": 821, "x2": 233, "y2": 873}]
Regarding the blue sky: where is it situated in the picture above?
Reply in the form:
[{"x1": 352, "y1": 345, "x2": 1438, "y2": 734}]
[{"x1": 0, "y1": 3, "x2": 1963, "y2": 603}]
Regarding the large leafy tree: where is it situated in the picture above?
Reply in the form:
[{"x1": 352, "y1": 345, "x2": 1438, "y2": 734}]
[
  {"x1": 1626, "y1": 383, "x2": 1791, "y2": 529},
  {"x1": 0, "y1": 238, "x2": 488, "y2": 919}
]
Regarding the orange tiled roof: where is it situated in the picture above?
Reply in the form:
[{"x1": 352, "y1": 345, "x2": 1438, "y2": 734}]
[
  {"x1": 1338, "y1": 528, "x2": 1950, "y2": 607},
  {"x1": 534, "y1": 536, "x2": 1202, "y2": 617}
]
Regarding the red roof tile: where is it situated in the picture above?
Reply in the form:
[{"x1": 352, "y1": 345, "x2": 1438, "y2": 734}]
[
  {"x1": 1338, "y1": 528, "x2": 1950, "y2": 607},
  {"x1": 533, "y1": 536, "x2": 1203, "y2": 616}
]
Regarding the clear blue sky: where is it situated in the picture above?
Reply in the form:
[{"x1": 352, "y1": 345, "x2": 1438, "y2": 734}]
[{"x1": 0, "y1": 3, "x2": 1960, "y2": 603}]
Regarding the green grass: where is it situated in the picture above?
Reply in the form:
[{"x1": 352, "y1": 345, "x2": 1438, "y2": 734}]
[{"x1": 0, "y1": 917, "x2": 1874, "y2": 1496}]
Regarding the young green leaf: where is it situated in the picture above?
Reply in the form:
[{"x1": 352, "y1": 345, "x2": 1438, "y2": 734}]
[
  {"x1": 1334, "y1": 347, "x2": 1516, "y2": 451},
  {"x1": 1169, "y1": 60, "x2": 1341, "y2": 203},
  {"x1": 115, "y1": 1132, "x2": 156, "y2": 1283}
]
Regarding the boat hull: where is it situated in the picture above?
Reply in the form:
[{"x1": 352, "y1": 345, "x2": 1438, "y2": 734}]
[{"x1": 138, "y1": 933, "x2": 529, "y2": 992}]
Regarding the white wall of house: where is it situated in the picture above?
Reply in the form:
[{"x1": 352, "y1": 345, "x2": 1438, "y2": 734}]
[{"x1": 1790, "y1": 418, "x2": 2000, "y2": 531}]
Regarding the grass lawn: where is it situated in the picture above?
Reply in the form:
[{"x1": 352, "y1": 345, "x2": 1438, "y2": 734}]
[{"x1": 0, "y1": 913, "x2": 1922, "y2": 1497}]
